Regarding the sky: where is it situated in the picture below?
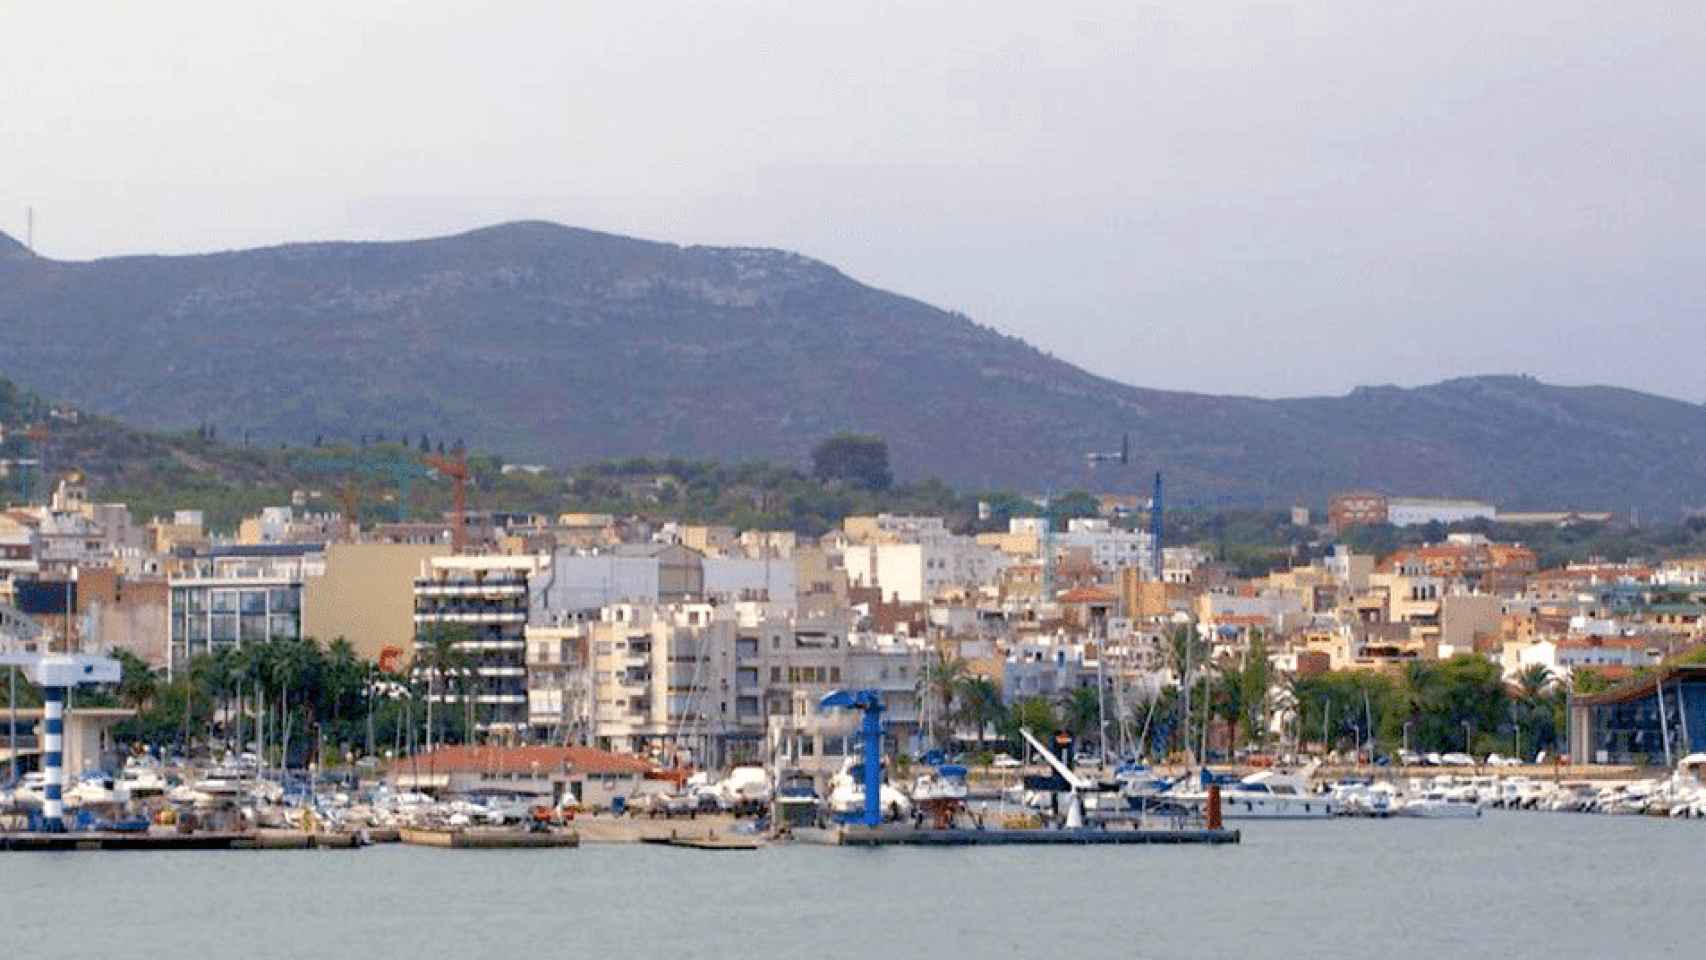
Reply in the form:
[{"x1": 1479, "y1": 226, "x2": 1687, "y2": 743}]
[{"x1": 3, "y1": 1, "x2": 1702, "y2": 402}]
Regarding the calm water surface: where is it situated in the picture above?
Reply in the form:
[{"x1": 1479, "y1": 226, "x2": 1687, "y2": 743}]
[{"x1": 3, "y1": 812, "x2": 1698, "y2": 958}]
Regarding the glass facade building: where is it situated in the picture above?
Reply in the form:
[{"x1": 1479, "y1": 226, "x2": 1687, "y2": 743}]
[
  {"x1": 1571, "y1": 666, "x2": 1706, "y2": 765},
  {"x1": 166, "y1": 545, "x2": 320, "y2": 675}
]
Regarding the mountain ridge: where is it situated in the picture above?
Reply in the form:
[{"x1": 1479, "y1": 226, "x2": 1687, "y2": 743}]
[{"x1": 2, "y1": 221, "x2": 1703, "y2": 515}]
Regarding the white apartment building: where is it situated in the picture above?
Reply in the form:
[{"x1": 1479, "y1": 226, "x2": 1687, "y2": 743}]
[
  {"x1": 842, "y1": 539, "x2": 1007, "y2": 604},
  {"x1": 413, "y1": 554, "x2": 548, "y2": 735},
  {"x1": 1055, "y1": 518, "x2": 1153, "y2": 574}
]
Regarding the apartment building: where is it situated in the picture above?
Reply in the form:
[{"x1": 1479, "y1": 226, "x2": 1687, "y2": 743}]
[
  {"x1": 168, "y1": 544, "x2": 323, "y2": 675},
  {"x1": 843, "y1": 539, "x2": 1007, "y2": 604},
  {"x1": 412, "y1": 554, "x2": 546, "y2": 735}
]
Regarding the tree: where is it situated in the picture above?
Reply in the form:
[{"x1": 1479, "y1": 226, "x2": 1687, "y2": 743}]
[
  {"x1": 1571, "y1": 667, "x2": 1616, "y2": 696},
  {"x1": 920, "y1": 651, "x2": 967, "y2": 746},
  {"x1": 1237, "y1": 635, "x2": 1272, "y2": 745},
  {"x1": 810, "y1": 433, "x2": 892, "y2": 490},
  {"x1": 1062, "y1": 686, "x2": 1103, "y2": 745},
  {"x1": 1004, "y1": 696, "x2": 1059, "y2": 751},
  {"x1": 113, "y1": 650, "x2": 158, "y2": 711},
  {"x1": 416, "y1": 625, "x2": 475, "y2": 748},
  {"x1": 953, "y1": 675, "x2": 1005, "y2": 748}
]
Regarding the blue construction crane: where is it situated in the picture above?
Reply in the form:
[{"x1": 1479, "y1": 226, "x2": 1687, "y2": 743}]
[
  {"x1": 1150, "y1": 471, "x2": 1164, "y2": 581},
  {"x1": 819, "y1": 688, "x2": 885, "y2": 827}
]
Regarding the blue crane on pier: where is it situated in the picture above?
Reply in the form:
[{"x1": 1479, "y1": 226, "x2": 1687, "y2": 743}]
[{"x1": 819, "y1": 689, "x2": 886, "y2": 827}]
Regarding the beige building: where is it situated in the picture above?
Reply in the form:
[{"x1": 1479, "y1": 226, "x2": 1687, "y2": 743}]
[
  {"x1": 304, "y1": 542, "x2": 449, "y2": 663},
  {"x1": 677, "y1": 524, "x2": 737, "y2": 557},
  {"x1": 528, "y1": 600, "x2": 923, "y2": 769},
  {"x1": 75, "y1": 566, "x2": 171, "y2": 667}
]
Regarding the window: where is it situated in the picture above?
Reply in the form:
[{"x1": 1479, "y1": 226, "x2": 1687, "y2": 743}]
[
  {"x1": 770, "y1": 667, "x2": 781, "y2": 683},
  {"x1": 830, "y1": 667, "x2": 841, "y2": 683}
]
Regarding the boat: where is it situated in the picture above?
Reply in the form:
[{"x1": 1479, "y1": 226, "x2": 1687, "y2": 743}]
[
  {"x1": 64, "y1": 770, "x2": 130, "y2": 808},
  {"x1": 716, "y1": 764, "x2": 774, "y2": 813},
  {"x1": 909, "y1": 764, "x2": 969, "y2": 804},
  {"x1": 6, "y1": 771, "x2": 48, "y2": 809},
  {"x1": 1669, "y1": 754, "x2": 1705, "y2": 819},
  {"x1": 1113, "y1": 763, "x2": 1182, "y2": 813},
  {"x1": 908, "y1": 763, "x2": 970, "y2": 828},
  {"x1": 1400, "y1": 789, "x2": 1482, "y2": 818},
  {"x1": 117, "y1": 756, "x2": 170, "y2": 798},
  {"x1": 1173, "y1": 765, "x2": 1336, "y2": 819},
  {"x1": 188, "y1": 767, "x2": 250, "y2": 807},
  {"x1": 826, "y1": 756, "x2": 912, "y2": 821},
  {"x1": 773, "y1": 771, "x2": 822, "y2": 826}
]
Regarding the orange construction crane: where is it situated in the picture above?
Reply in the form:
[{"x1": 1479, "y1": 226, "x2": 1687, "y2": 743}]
[
  {"x1": 336, "y1": 478, "x2": 361, "y2": 541},
  {"x1": 422, "y1": 451, "x2": 469, "y2": 553}
]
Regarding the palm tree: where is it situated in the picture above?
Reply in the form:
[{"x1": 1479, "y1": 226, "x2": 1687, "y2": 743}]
[
  {"x1": 920, "y1": 651, "x2": 968, "y2": 747},
  {"x1": 952, "y1": 675, "x2": 1004, "y2": 753},
  {"x1": 1512, "y1": 664, "x2": 1555, "y2": 756},
  {"x1": 416, "y1": 626, "x2": 473, "y2": 749},
  {"x1": 1209, "y1": 662, "x2": 1244, "y2": 758},
  {"x1": 324, "y1": 637, "x2": 363, "y2": 746},
  {"x1": 1061, "y1": 686, "x2": 1103, "y2": 747},
  {"x1": 1516, "y1": 663, "x2": 1554, "y2": 702},
  {"x1": 113, "y1": 650, "x2": 158, "y2": 712}
]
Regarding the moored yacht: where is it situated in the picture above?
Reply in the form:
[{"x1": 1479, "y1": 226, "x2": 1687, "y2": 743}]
[
  {"x1": 1399, "y1": 789, "x2": 1482, "y2": 818},
  {"x1": 1174, "y1": 765, "x2": 1336, "y2": 819},
  {"x1": 826, "y1": 756, "x2": 912, "y2": 821}
]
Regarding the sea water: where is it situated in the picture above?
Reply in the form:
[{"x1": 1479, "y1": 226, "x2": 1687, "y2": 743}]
[{"x1": 2, "y1": 812, "x2": 1697, "y2": 958}]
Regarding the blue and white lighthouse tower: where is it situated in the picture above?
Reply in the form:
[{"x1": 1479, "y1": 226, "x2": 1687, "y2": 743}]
[{"x1": 1, "y1": 651, "x2": 121, "y2": 833}]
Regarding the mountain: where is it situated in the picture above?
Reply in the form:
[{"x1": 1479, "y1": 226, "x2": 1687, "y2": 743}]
[{"x1": 2, "y1": 222, "x2": 1703, "y2": 515}]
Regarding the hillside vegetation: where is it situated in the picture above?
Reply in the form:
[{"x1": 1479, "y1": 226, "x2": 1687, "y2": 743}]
[{"x1": 3, "y1": 222, "x2": 1704, "y2": 514}]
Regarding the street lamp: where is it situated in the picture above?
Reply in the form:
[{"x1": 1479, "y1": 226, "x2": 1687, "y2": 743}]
[
  {"x1": 1463, "y1": 720, "x2": 1472, "y2": 755},
  {"x1": 1403, "y1": 721, "x2": 1412, "y2": 759}
]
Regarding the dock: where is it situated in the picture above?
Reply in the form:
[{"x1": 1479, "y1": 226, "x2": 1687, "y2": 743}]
[
  {"x1": 807, "y1": 825, "x2": 1240, "y2": 846},
  {"x1": 397, "y1": 827, "x2": 580, "y2": 849},
  {"x1": 639, "y1": 830, "x2": 761, "y2": 851},
  {"x1": 1, "y1": 830, "x2": 354, "y2": 851}
]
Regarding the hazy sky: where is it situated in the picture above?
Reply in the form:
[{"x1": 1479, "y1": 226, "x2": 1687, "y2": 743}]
[{"x1": 4, "y1": 2, "x2": 1702, "y2": 401}]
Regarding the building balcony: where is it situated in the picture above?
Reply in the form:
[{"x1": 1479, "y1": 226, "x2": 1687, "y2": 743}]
[
  {"x1": 413, "y1": 582, "x2": 528, "y2": 598},
  {"x1": 414, "y1": 612, "x2": 527, "y2": 624}
]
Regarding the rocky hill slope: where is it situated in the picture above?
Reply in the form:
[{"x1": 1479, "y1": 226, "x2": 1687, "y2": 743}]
[{"x1": 2, "y1": 222, "x2": 1701, "y2": 514}]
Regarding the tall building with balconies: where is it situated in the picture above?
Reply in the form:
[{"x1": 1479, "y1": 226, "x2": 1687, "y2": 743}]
[{"x1": 413, "y1": 555, "x2": 547, "y2": 736}]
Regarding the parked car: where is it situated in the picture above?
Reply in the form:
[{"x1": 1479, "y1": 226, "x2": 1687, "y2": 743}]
[
  {"x1": 1424, "y1": 752, "x2": 1444, "y2": 766},
  {"x1": 1397, "y1": 750, "x2": 1422, "y2": 766},
  {"x1": 1073, "y1": 753, "x2": 1104, "y2": 771},
  {"x1": 1440, "y1": 752, "x2": 1475, "y2": 767},
  {"x1": 990, "y1": 753, "x2": 1022, "y2": 770},
  {"x1": 1486, "y1": 754, "x2": 1522, "y2": 768}
]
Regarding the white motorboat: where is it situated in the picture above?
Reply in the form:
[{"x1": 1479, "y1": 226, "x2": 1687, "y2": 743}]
[
  {"x1": 1669, "y1": 754, "x2": 1706, "y2": 819},
  {"x1": 716, "y1": 765, "x2": 774, "y2": 811},
  {"x1": 826, "y1": 756, "x2": 912, "y2": 820},
  {"x1": 909, "y1": 764, "x2": 969, "y2": 804},
  {"x1": 1175, "y1": 765, "x2": 1337, "y2": 819},
  {"x1": 6, "y1": 771, "x2": 48, "y2": 809},
  {"x1": 188, "y1": 767, "x2": 251, "y2": 807},
  {"x1": 65, "y1": 770, "x2": 130, "y2": 808},
  {"x1": 117, "y1": 756, "x2": 170, "y2": 798},
  {"x1": 1400, "y1": 789, "x2": 1482, "y2": 818}
]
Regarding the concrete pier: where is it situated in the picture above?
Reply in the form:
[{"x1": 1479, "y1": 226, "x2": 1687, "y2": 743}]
[{"x1": 806, "y1": 825, "x2": 1240, "y2": 846}]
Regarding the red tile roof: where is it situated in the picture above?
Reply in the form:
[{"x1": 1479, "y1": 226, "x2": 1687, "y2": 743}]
[{"x1": 389, "y1": 745, "x2": 654, "y2": 777}]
